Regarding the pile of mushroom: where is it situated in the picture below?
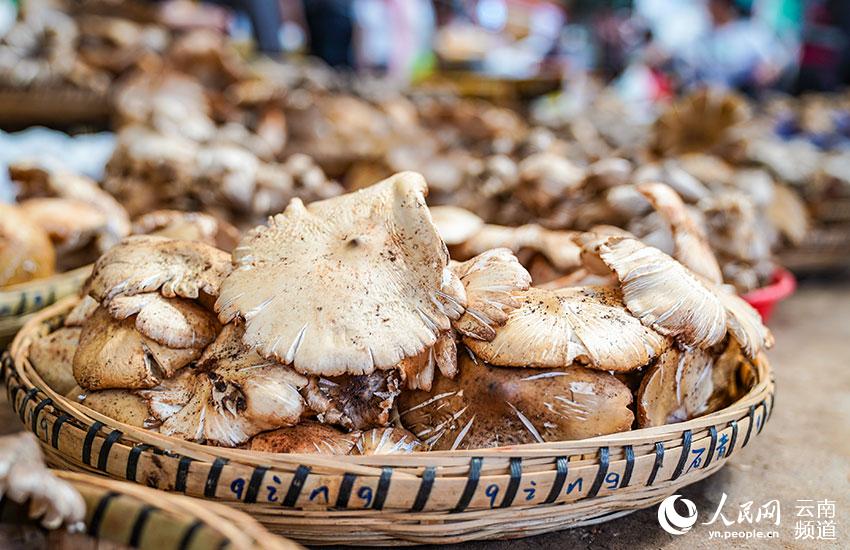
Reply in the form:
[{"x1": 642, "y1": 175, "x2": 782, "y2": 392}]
[{"x1": 28, "y1": 172, "x2": 772, "y2": 454}]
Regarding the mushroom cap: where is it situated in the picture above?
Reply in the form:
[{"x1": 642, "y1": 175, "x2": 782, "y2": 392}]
[
  {"x1": 636, "y1": 182, "x2": 723, "y2": 284},
  {"x1": 80, "y1": 389, "x2": 153, "y2": 428},
  {"x1": 716, "y1": 287, "x2": 774, "y2": 358},
  {"x1": 64, "y1": 295, "x2": 99, "y2": 327},
  {"x1": 19, "y1": 198, "x2": 108, "y2": 254},
  {"x1": 584, "y1": 236, "x2": 727, "y2": 349},
  {"x1": 398, "y1": 353, "x2": 634, "y2": 450},
  {"x1": 465, "y1": 286, "x2": 668, "y2": 372},
  {"x1": 248, "y1": 422, "x2": 360, "y2": 455},
  {"x1": 29, "y1": 327, "x2": 81, "y2": 395},
  {"x1": 353, "y1": 427, "x2": 421, "y2": 455},
  {"x1": 73, "y1": 308, "x2": 200, "y2": 390},
  {"x1": 303, "y1": 370, "x2": 401, "y2": 431},
  {"x1": 636, "y1": 346, "x2": 715, "y2": 428},
  {"x1": 453, "y1": 224, "x2": 582, "y2": 272},
  {"x1": 88, "y1": 235, "x2": 231, "y2": 304},
  {"x1": 397, "y1": 332, "x2": 457, "y2": 391},
  {"x1": 430, "y1": 205, "x2": 484, "y2": 245},
  {"x1": 216, "y1": 172, "x2": 455, "y2": 376},
  {"x1": 132, "y1": 209, "x2": 241, "y2": 251},
  {"x1": 106, "y1": 293, "x2": 220, "y2": 349},
  {"x1": 0, "y1": 203, "x2": 55, "y2": 287},
  {"x1": 450, "y1": 249, "x2": 532, "y2": 341}
]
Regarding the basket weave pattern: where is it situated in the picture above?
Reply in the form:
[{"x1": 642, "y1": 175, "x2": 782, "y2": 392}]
[{"x1": 4, "y1": 298, "x2": 776, "y2": 545}]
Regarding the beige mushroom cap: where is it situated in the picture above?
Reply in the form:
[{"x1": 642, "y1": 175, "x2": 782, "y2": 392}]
[
  {"x1": 353, "y1": 427, "x2": 421, "y2": 455},
  {"x1": 216, "y1": 172, "x2": 456, "y2": 376},
  {"x1": 79, "y1": 389, "x2": 154, "y2": 428},
  {"x1": 106, "y1": 293, "x2": 220, "y2": 349},
  {"x1": 397, "y1": 332, "x2": 457, "y2": 391},
  {"x1": 430, "y1": 205, "x2": 484, "y2": 245},
  {"x1": 64, "y1": 295, "x2": 99, "y2": 327},
  {"x1": 635, "y1": 182, "x2": 723, "y2": 284},
  {"x1": 88, "y1": 235, "x2": 231, "y2": 304},
  {"x1": 29, "y1": 327, "x2": 81, "y2": 395},
  {"x1": 465, "y1": 286, "x2": 668, "y2": 372},
  {"x1": 453, "y1": 224, "x2": 583, "y2": 272},
  {"x1": 398, "y1": 353, "x2": 634, "y2": 450},
  {"x1": 132, "y1": 209, "x2": 241, "y2": 251},
  {"x1": 0, "y1": 203, "x2": 55, "y2": 287},
  {"x1": 584, "y1": 236, "x2": 727, "y2": 349},
  {"x1": 450, "y1": 249, "x2": 532, "y2": 341},
  {"x1": 19, "y1": 198, "x2": 108, "y2": 254},
  {"x1": 636, "y1": 346, "x2": 715, "y2": 427},
  {"x1": 248, "y1": 422, "x2": 360, "y2": 455},
  {"x1": 716, "y1": 288, "x2": 774, "y2": 358}
]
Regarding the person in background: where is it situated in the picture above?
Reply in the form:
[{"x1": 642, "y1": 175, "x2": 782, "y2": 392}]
[
  {"x1": 160, "y1": 0, "x2": 282, "y2": 53},
  {"x1": 302, "y1": 0, "x2": 354, "y2": 68}
]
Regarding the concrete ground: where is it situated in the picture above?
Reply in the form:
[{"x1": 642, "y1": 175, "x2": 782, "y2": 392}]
[{"x1": 0, "y1": 282, "x2": 848, "y2": 549}]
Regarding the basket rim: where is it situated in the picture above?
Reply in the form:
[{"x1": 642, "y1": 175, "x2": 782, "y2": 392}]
[
  {"x1": 0, "y1": 264, "x2": 93, "y2": 296},
  {"x1": 9, "y1": 295, "x2": 775, "y2": 465}
]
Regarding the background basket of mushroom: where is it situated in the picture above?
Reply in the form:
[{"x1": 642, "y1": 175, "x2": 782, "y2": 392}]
[{"x1": 6, "y1": 172, "x2": 775, "y2": 545}]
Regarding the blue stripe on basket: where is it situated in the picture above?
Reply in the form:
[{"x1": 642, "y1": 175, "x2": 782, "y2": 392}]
[
  {"x1": 499, "y1": 457, "x2": 522, "y2": 508},
  {"x1": 671, "y1": 430, "x2": 692, "y2": 481},
  {"x1": 178, "y1": 520, "x2": 204, "y2": 550},
  {"x1": 588, "y1": 447, "x2": 610, "y2": 498},
  {"x1": 88, "y1": 491, "x2": 119, "y2": 537},
  {"x1": 451, "y1": 457, "x2": 482, "y2": 513},
  {"x1": 82, "y1": 421, "x2": 105, "y2": 466},
  {"x1": 336, "y1": 473, "x2": 356, "y2": 508},
  {"x1": 31, "y1": 398, "x2": 52, "y2": 436},
  {"x1": 126, "y1": 444, "x2": 152, "y2": 481},
  {"x1": 244, "y1": 467, "x2": 268, "y2": 503},
  {"x1": 282, "y1": 465, "x2": 310, "y2": 507},
  {"x1": 204, "y1": 457, "x2": 228, "y2": 498},
  {"x1": 14, "y1": 291, "x2": 26, "y2": 316},
  {"x1": 727, "y1": 420, "x2": 739, "y2": 458},
  {"x1": 97, "y1": 429, "x2": 123, "y2": 472},
  {"x1": 410, "y1": 467, "x2": 436, "y2": 512},
  {"x1": 372, "y1": 467, "x2": 392, "y2": 510},
  {"x1": 646, "y1": 442, "x2": 664, "y2": 486},
  {"x1": 704, "y1": 426, "x2": 718, "y2": 469},
  {"x1": 621, "y1": 445, "x2": 634, "y2": 488},
  {"x1": 18, "y1": 387, "x2": 39, "y2": 423},
  {"x1": 742, "y1": 405, "x2": 756, "y2": 447},
  {"x1": 51, "y1": 413, "x2": 73, "y2": 449},
  {"x1": 129, "y1": 505, "x2": 155, "y2": 547},
  {"x1": 544, "y1": 457, "x2": 568, "y2": 504},
  {"x1": 175, "y1": 456, "x2": 193, "y2": 493}
]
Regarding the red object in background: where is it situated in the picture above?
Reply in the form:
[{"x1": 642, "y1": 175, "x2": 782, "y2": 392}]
[{"x1": 742, "y1": 267, "x2": 796, "y2": 323}]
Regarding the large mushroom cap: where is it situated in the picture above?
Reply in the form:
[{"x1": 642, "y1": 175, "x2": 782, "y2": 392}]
[
  {"x1": 106, "y1": 293, "x2": 220, "y2": 349},
  {"x1": 216, "y1": 172, "x2": 455, "y2": 376},
  {"x1": 465, "y1": 286, "x2": 668, "y2": 372},
  {"x1": 583, "y1": 236, "x2": 727, "y2": 348},
  {"x1": 450, "y1": 248, "x2": 532, "y2": 341},
  {"x1": 88, "y1": 235, "x2": 231, "y2": 303},
  {"x1": 29, "y1": 327, "x2": 81, "y2": 395},
  {"x1": 19, "y1": 198, "x2": 108, "y2": 254},
  {"x1": 248, "y1": 422, "x2": 360, "y2": 455},
  {"x1": 429, "y1": 205, "x2": 483, "y2": 245},
  {"x1": 636, "y1": 346, "x2": 715, "y2": 427},
  {"x1": 79, "y1": 390, "x2": 154, "y2": 428},
  {"x1": 398, "y1": 353, "x2": 634, "y2": 450},
  {"x1": 0, "y1": 203, "x2": 55, "y2": 287}
]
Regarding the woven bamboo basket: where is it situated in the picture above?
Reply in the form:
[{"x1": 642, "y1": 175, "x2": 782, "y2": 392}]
[
  {"x1": 4, "y1": 297, "x2": 776, "y2": 545},
  {"x1": 0, "y1": 265, "x2": 92, "y2": 349},
  {"x1": 0, "y1": 88, "x2": 110, "y2": 127},
  {"x1": 0, "y1": 470, "x2": 301, "y2": 549}
]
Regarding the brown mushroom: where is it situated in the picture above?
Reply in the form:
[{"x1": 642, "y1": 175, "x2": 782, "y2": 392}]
[
  {"x1": 105, "y1": 293, "x2": 220, "y2": 350},
  {"x1": 397, "y1": 333, "x2": 457, "y2": 391},
  {"x1": 636, "y1": 346, "x2": 715, "y2": 427},
  {"x1": 64, "y1": 295, "x2": 99, "y2": 327},
  {"x1": 29, "y1": 327, "x2": 81, "y2": 395},
  {"x1": 19, "y1": 198, "x2": 108, "y2": 255},
  {"x1": 0, "y1": 203, "x2": 55, "y2": 287},
  {"x1": 302, "y1": 370, "x2": 401, "y2": 431},
  {"x1": 248, "y1": 422, "x2": 359, "y2": 454},
  {"x1": 79, "y1": 389, "x2": 154, "y2": 428},
  {"x1": 398, "y1": 353, "x2": 634, "y2": 450}
]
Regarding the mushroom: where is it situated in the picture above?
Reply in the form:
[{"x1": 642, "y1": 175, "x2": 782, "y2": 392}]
[
  {"x1": 19, "y1": 198, "x2": 108, "y2": 255},
  {"x1": 216, "y1": 172, "x2": 458, "y2": 376},
  {"x1": 88, "y1": 235, "x2": 231, "y2": 304},
  {"x1": 104, "y1": 293, "x2": 220, "y2": 350},
  {"x1": 516, "y1": 152, "x2": 586, "y2": 212},
  {"x1": 716, "y1": 288, "x2": 774, "y2": 359},
  {"x1": 132, "y1": 210, "x2": 240, "y2": 251},
  {"x1": 73, "y1": 307, "x2": 201, "y2": 390},
  {"x1": 64, "y1": 295, "x2": 99, "y2": 327},
  {"x1": 465, "y1": 287, "x2": 668, "y2": 372},
  {"x1": 452, "y1": 224, "x2": 583, "y2": 274},
  {"x1": 635, "y1": 182, "x2": 723, "y2": 284},
  {"x1": 248, "y1": 422, "x2": 359, "y2": 455},
  {"x1": 28, "y1": 327, "x2": 81, "y2": 395},
  {"x1": 0, "y1": 203, "x2": 55, "y2": 287},
  {"x1": 450, "y1": 249, "x2": 532, "y2": 341},
  {"x1": 353, "y1": 427, "x2": 421, "y2": 455},
  {"x1": 302, "y1": 370, "x2": 401, "y2": 431},
  {"x1": 429, "y1": 205, "x2": 484, "y2": 245},
  {"x1": 397, "y1": 333, "x2": 457, "y2": 391},
  {"x1": 78, "y1": 389, "x2": 155, "y2": 428},
  {"x1": 398, "y1": 353, "x2": 634, "y2": 450},
  {"x1": 636, "y1": 346, "x2": 715, "y2": 427}
]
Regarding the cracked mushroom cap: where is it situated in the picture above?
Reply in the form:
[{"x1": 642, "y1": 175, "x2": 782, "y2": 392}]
[
  {"x1": 0, "y1": 203, "x2": 55, "y2": 287},
  {"x1": 636, "y1": 346, "x2": 715, "y2": 427},
  {"x1": 88, "y1": 235, "x2": 231, "y2": 304},
  {"x1": 353, "y1": 427, "x2": 421, "y2": 455},
  {"x1": 105, "y1": 293, "x2": 220, "y2": 350},
  {"x1": 132, "y1": 210, "x2": 241, "y2": 251},
  {"x1": 636, "y1": 182, "x2": 723, "y2": 284},
  {"x1": 216, "y1": 172, "x2": 457, "y2": 376},
  {"x1": 430, "y1": 205, "x2": 484, "y2": 245},
  {"x1": 450, "y1": 249, "x2": 532, "y2": 341},
  {"x1": 398, "y1": 353, "x2": 634, "y2": 450},
  {"x1": 29, "y1": 327, "x2": 81, "y2": 395},
  {"x1": 73, "y1": 307, "x2": 201, "y2": 390},
  {"x1": 302, "y1": 370, "x2": 401, "y2": 431},
  {"x1": 582, "y1": 236, "x2": 727, "y2": 349},
  {"x1": 397, "y1": 332, "x2": 457, "y2": 391},
  {"x1": 466, "y1": 286, "x2": 668, "y2": 372},
  {"x1": 149, "y1": 324, "x2": 308, "y2": 447},
  {"x1": 248, "y1": 422, "x2": 360, "y2": 454},
  {"x1": 19, "y1": 198, "x2": 108, "y2": 254}
]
